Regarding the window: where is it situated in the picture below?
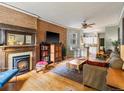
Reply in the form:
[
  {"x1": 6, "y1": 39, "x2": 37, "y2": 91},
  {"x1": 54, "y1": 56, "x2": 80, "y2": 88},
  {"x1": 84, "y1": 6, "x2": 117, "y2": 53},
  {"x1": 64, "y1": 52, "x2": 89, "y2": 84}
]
[
  {"x1": 83, "y1": 33, "x2": 98, "y2": 47},
  {"x1": 71, "y1": 33, "x2": 77, "y2": 45},
  {"x1": 83, "y1": 36, "x2": 97, "y2": 45}
]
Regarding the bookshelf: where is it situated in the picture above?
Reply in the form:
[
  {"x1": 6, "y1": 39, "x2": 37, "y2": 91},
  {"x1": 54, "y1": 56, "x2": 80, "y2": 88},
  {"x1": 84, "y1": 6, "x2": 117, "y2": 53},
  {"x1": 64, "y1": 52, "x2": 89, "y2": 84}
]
[
  {"x1": 50, "y1": 44, "x2": 62, "y2": 63},
  {"x1": 40, "y1": 42, "x2": 51, "y2": 64},
  {"x1": 40, "y1": 42, "x2": 62, "y2": 64}
]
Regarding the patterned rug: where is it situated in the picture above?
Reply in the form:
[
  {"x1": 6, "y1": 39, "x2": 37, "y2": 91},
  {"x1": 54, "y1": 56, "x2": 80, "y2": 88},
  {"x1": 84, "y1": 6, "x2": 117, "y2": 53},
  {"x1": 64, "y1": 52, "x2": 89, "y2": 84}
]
[{"x1": 50, "y1": 62, "x2": 83, "y2": 84}]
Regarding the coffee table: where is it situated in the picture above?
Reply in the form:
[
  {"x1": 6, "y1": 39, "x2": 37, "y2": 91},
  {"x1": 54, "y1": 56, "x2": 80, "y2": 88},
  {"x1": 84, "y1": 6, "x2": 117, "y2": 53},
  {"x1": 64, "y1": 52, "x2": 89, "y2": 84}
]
[{"x1": 66, "y1": 58, "x2": 87, "y2": 73}]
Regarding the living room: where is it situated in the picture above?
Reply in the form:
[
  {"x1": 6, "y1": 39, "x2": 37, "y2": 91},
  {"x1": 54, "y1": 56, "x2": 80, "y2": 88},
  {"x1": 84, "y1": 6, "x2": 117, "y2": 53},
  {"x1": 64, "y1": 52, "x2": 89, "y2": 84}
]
[{"x1": 0, "y1": 1, "x2": 124, "y2": 92}]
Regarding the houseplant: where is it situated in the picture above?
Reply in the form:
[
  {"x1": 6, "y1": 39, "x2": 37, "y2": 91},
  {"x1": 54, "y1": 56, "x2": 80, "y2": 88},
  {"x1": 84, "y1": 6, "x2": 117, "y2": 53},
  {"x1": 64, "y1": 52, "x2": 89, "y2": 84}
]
[
  {"x1": 62, "y1": 44, "x2": 67, "y2": 60},
  {"x1": 112, "y1": 40, "x2": 120, "y2": 53}
]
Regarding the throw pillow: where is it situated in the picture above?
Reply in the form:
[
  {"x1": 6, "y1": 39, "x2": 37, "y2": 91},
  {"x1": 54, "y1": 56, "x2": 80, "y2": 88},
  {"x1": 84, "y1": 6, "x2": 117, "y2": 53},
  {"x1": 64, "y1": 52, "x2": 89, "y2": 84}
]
[
  {"x1": 87, "y1": 60, "x2": 109, "y2": 67},
  {"x1": 109, "y1": 56, "x2": 124, "y2": 69}
]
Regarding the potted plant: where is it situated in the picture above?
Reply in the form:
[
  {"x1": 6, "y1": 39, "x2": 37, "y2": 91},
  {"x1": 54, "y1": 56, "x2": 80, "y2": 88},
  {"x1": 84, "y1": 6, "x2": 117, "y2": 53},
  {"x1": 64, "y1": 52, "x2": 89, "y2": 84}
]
[
  {"x1": 61, "y1": 44, "x2": 67, "y2": 60},
  {"x1": 112, "y1": 40, "x2": 120, "y2": 52}
]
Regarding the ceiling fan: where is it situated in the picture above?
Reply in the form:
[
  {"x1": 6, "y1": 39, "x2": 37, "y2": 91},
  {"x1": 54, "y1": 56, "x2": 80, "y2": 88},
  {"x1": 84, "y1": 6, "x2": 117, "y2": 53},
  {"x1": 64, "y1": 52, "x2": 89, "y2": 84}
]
[{"x1": 81, "y1": 20, "x2": 95, "y2": 29}]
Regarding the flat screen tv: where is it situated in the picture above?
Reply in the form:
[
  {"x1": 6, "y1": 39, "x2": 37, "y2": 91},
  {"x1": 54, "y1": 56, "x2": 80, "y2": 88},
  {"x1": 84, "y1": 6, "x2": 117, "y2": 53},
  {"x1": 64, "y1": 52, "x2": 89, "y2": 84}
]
[{"x1": 46, "y1": 31, "x2": 60, "y2": 43}]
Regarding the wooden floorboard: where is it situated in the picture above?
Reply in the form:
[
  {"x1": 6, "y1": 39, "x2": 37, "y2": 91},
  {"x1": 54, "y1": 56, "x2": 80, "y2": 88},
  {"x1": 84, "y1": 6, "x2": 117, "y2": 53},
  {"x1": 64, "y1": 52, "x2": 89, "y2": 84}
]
[{"x1": 0, "y1": 61, "x2": 96, "y2": 91}]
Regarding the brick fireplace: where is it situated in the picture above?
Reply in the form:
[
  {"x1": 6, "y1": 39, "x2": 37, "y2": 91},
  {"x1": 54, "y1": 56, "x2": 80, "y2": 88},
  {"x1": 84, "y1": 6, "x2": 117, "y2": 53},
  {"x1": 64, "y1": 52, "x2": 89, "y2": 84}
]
[
  {"x1": 0, "y1": 46, "x2": 36, "y2": 75},
  {"x1": 0, "y1": 23, "x2": 37, "y2": 74}
]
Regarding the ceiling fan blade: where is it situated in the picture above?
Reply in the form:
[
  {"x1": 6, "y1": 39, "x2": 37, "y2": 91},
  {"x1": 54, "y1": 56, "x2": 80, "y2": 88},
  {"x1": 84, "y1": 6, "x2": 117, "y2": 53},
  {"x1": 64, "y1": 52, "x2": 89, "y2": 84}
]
[
  {"x1": 81, "y1": 25, "x2": 87, "y2": 29},
  {"x1": 87, "y1": 25, "x2": 93, "y2": 28},
  {"x1": 81, "y1": 23, "x2": 84, "y2": 26},
  {"x1": 81, "y1": 20, "x2": 95, "y2": 29},
  {"x1": 89, "y1": 23, "x2": 95, "y2": 25}
]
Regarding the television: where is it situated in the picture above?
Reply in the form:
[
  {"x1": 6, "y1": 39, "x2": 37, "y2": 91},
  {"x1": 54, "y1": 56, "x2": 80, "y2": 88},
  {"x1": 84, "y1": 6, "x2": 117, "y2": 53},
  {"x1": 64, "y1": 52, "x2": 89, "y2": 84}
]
[{"x1": 46, "y1": 31, "x2": 60, "y2": 43}]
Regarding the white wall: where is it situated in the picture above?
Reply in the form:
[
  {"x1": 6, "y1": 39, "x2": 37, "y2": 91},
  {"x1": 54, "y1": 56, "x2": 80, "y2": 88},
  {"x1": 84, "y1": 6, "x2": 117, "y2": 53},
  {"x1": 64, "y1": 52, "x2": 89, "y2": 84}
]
[
  {"x1": 105, "y1": 25, "x2": 118, "y2": 50},
  {"x1": 99, "y1": 33, "x2": 105, "y2": 38},
  {"x1": 67, "y1": 28, "x2": 80, "y2": 57},
  {"x1": 119, "y1": 7, "x2": 124, "y2": 60}
]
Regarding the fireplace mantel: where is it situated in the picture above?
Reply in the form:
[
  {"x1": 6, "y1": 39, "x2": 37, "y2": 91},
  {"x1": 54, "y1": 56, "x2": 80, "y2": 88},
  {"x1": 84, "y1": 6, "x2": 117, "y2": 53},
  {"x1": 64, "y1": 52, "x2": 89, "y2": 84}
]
[
  {"x1": 0, "y1": 23, "x2": 36, "y2": 33},
  {"x1": 0, "y1": 45, "x2": 36, "y2": 68},
  {"x1": 0, "y1": 23, "x2": 37, "y2": 46},
  {"x1": 0, "y1": 45, "x2": 36, "y2": 50},
  {"x1": 0, "y1": 23, "x2": 37, "y2": 70}
]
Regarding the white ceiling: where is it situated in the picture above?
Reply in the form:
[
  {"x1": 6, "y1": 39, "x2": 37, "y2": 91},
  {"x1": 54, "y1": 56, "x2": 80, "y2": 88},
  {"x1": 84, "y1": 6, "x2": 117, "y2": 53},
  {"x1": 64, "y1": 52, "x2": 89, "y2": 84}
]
[{"x1": 3, "y1": 2, "x2": 124, "y2": 32}]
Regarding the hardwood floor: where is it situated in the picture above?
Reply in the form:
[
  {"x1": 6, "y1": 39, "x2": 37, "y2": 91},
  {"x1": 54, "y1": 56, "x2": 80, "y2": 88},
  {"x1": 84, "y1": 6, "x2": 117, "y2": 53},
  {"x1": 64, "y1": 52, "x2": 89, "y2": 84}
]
[{"x1": 0, "y1": 61, "x2": 96, "y2": 91}]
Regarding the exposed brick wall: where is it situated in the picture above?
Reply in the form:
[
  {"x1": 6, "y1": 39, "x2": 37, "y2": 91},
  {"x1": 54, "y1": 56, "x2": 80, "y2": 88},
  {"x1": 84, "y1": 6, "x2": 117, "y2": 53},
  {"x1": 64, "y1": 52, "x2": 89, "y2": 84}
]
[
  {"x1": 0, "y1": 5, "x2": 37, "y2": 29},
  {"x1": 0, "y1": 5, "x2": 67, "y2": 62},
  {"x1": 37, "y1": 19, "x2": 66, "y2": 45},
  {"x1": 36, "y1": 19, "x2": 67, "y2": 61}
]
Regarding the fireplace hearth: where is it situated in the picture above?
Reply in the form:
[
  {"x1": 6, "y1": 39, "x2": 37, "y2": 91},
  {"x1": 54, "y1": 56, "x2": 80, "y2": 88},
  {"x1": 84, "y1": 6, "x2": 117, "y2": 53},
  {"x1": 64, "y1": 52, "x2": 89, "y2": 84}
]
[{"x1": 13, "y1": 55, "x2": 30, "y2": 75}]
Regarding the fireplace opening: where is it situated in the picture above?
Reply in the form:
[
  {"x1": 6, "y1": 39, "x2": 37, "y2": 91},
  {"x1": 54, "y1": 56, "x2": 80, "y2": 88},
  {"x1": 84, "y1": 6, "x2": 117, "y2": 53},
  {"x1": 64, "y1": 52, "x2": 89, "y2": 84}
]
[{"x1": 13, "y1": 55, "x2": 30, "y2": 75}]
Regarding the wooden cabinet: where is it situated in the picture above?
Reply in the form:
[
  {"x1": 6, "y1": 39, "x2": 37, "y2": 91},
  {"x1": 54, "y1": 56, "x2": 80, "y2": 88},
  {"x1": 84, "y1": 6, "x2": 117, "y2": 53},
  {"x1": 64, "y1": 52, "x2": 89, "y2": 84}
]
[
  {"x1": 40, "y1": 42, "x2": 62, "y2": 64},
  {"x1": 50, "y1": 44, "x2": 62, "y2": 63}
]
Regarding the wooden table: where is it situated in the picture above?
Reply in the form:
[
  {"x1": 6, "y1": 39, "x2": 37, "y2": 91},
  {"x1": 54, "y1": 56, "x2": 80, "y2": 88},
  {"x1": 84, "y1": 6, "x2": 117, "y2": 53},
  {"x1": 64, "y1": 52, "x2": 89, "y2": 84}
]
[{"x1": 66, "y1": 58, "x2": 87, "y2": 73}]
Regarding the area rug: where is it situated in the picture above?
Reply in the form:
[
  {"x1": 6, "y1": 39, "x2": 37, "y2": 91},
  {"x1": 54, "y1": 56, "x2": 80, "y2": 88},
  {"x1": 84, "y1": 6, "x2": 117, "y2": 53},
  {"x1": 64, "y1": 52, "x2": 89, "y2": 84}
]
[{"x1": 50, "y1": 62, "x2": 83, "y2": 84}]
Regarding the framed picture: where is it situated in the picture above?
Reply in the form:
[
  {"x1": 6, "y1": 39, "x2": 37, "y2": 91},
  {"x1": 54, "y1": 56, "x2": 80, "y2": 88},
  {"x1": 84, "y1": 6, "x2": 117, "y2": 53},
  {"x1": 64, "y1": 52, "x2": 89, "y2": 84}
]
[
  {"x1": 8, "y1": 34, "x2": 15, "y2": 41},
  {"x1": 26, "y1": 35, "x2": 32, "y2": 44},
  {"x1": 8, "y1": 34, "x2": 16, "y2": 45}
]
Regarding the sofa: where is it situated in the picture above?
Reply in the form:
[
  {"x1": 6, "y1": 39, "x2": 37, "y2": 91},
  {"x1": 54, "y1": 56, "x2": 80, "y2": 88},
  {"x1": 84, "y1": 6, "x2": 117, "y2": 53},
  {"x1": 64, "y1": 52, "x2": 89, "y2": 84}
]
[{"x1": 83, "y1": 51, "x2": 124, "y2": 90}]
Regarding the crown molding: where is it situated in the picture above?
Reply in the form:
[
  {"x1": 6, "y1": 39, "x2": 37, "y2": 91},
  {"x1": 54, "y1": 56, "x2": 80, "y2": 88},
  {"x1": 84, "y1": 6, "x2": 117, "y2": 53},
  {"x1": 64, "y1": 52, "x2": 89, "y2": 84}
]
[
  {"x1": 0, "y1": 2, "x2": 67, "y2": 29},
  {"x1": 38, "y1": 17, "x2": 67, "y2": 29},
  {"x1": 0, "y1": 2, "x2": 39, "y2": 18}
]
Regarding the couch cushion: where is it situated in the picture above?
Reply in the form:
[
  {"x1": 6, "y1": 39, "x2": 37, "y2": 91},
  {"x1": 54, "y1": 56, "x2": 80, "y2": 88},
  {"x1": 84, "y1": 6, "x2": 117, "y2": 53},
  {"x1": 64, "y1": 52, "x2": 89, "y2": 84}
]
[
  {"x1": 109, "y1": 56, "x2": 123, "y2": 69},
  {"x1": 109, "y1": 52, "x2": 119, "y2": 58},
  {"x1": 87, "y1": 60, "x2": 109, "y2": 67}
]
